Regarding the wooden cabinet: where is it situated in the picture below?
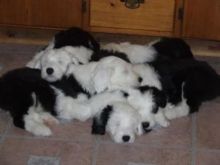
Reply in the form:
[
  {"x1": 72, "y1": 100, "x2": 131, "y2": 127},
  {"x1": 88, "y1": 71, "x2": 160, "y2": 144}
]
[
  {"x1": 0, "y1": 0, "x2": 83, "y2": 28},
  {"x1": 90, "y1": 0, "x2": 176, "y2": 36},
  {"x1": 183, "y1": 0, "x2": 220, "y2": 40},
  {"x1": 0, "y1": 0, "x2": 220, "y2": 41}
]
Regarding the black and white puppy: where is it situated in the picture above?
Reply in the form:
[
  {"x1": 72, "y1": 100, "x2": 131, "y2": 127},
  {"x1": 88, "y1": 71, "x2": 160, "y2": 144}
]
[
  {"x1": 0, "y1": 67, "x2": 126, "y2": 136},
  {"x1": 100, "y1": 37, "x2": 194, "y2": 64},
  {"x1": 92, "y1": 102, "x2": 142, "y2": 143},
  {"x1": 152, "y1": 59, "x2": 220, "y2": 120},
  {"x1": 27, "y1": 27, "x2": 100, "y2": 71}
]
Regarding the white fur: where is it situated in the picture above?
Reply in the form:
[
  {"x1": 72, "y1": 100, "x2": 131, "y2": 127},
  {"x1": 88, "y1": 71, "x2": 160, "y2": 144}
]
[
  {"x1": 133, "y1": 64, "x2": 162, "y2": 89},
  {"x1": 66, "y1": 56, "x2": 140, "y2": 94},
  {"x1": 27, "y1": 46, "x2": 92, "y2": 82},
  {"x1": 106, "y1": 102, "x2": 141, "y2": 143},
  {"x1": 164, "y1": 83, "x2": 190, "y2": 120},
  {"x1": 54, "y1": 86, "x2": 126, "y2": 121},
  {"x1": 101, "y1": 42, "x2": 157, "y2": 64},
  {"x1": 164, "y1": 99, "x2": 190, "y2": 120},
  {"x1": 24, "y1": 93, "x2": 59, "y2": 136}
]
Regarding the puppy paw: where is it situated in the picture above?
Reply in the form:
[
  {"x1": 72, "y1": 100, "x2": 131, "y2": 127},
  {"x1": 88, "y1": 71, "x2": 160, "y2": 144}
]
[{"x1": 160, "y1": 120, "x2": 170, "y2": 127}]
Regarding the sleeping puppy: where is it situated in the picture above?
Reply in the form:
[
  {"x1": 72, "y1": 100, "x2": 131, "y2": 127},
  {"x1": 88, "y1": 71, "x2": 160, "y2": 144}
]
[
  {"x1": 27, "y1": 27, "x2": 100, "y2": 69},
  {"x1": 159, "y1": 60, "x2": 220, "y2": 120},
  {"x1": 0, "y1": 68, "x2": 59, "y2": 136},
  {"x1": 100, "y1": 37, "x2": 194, "y2": 64},
  {"x1": 92, "y1": 102, "x2": 142, "y2": 143},
  {"x1": 0, "y1": 67, "x2": 126, "y2": 136},
  {"x1": 123, "y1": 85, "x2": 169, "y2": 134},
  {"x1": 28, "y1": 48, "x2": 87, "y2": 82},
  {"x1": 66, "y1": 56, "x2": 142, "y2": 94}
]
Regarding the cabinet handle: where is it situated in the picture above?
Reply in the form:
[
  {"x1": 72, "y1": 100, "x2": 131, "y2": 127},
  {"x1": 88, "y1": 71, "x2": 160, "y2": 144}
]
[{"x1": 120, "y1": 0, "x2": 145, "y2": 9}]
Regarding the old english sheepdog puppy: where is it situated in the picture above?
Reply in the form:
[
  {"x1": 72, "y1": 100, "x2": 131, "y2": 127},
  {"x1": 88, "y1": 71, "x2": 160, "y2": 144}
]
[
  {"x1": 27, "y1": 27, "x2": 100, "y2": 72},
  {"x1": 27, "y1": 47, "x2": 90, "y2": 82},
  {"x1": 154, "y1": 59, "x2": 220, "y2": 120},
  {"x1": 92, "y1": 102, "x2": 142, "y2": 143},
  {"x1": 0, "y1": 67, "x2": 127, "y2": 136},
  {"x1": 100, "y1": 37, "x2": 194, "y2": 64},
  {"x1": 66, "y1": 56, "x2": 142, "y2": 94}
]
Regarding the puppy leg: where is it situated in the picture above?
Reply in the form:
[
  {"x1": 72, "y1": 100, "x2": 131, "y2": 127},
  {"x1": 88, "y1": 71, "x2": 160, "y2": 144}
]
[
  {"x1": 24, "y1": 109, "x2": 53, "y2": 136},
  {"x1": 154, "y1": 110, "x2": 170, "y2": 127}
]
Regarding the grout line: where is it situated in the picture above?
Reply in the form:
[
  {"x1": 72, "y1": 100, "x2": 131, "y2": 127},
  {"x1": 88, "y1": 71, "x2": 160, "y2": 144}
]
[
  {"x1": 91, "y1": 136, "x2": 100, "y2": 165},
  {"x1": 0, "y1": 116, "x2": 12, "y2": 145},
  {"x1": 191, "y1": 114, "x2": 197, "y2": 165},
  {"x1": 5, "y1": 134, "x2": 95, "y2": 144}
]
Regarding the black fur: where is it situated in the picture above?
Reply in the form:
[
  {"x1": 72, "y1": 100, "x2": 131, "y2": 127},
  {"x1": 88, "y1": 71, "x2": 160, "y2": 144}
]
[
  {"x1": 137, "y1": 86, "x2": 167, "y2": 114},
  {"x1": 152, "y1": 37, "x2": 194, "y2": 61},
  {"x1": 0, "y1": 68, "x2": 57, "y2": 128},
  {"x1": 50, "y1": 75, "x2": 90, "y2": 99},
  {"x1": 92, "y1": 105, "x2": 113, "y2": 135},
  {"x1": 90, "y1": 49, "x2": 130, "y2": 63},
  {"x1": 152, "y1": 59, "x2": 220, "y2": 114},
  {"x1": 54, "y1": 27, "x2": 100, "y2": 52}
]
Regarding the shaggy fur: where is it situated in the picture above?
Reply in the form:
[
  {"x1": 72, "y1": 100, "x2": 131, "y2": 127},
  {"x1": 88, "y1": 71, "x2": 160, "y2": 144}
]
[
  {"x1": 0, "y1": 67, "x2": 127, "y2": 135},
  {"x1": 100, "y1": 38, "x2": 194, "y2": 64},
  {"x1": 151, "y1": 59, "x2": 220, "y2": 120},
  {"x1": 0, "y1": 68, "x2": 58, "y2": 136},
  {"x1": 66, "y1": 56, "x2": 141, "y2": 94},
  {"x1": 92, "y1": 102, "x2": 141, "y2": 143}
]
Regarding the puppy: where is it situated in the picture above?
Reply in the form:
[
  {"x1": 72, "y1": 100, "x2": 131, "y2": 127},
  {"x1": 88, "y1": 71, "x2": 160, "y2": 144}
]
[
  {"x1": 0, "y1": 67, "x2": 127, "y2": 135},
  {"x1": 0, "y1": 68, "x2": 58, "y2": 136},
  {"x1": 160, "y1": 60, "x2": 220, "y2": 120},
  {"x1": 100, "y1": 37, "x2": 194, "y2": 64},
  {"x1": 27, "y1": 27, "x2": 100, "y2": 70},
  {"x1": 66, "y1": 56, "x2": 142, "y2": 94},
  {"x1": 92, "y1": 102, "x2": 142, "y2": 143},
  {"x1": 124, "y1": 86, "x2": 169, "y2": 134}
]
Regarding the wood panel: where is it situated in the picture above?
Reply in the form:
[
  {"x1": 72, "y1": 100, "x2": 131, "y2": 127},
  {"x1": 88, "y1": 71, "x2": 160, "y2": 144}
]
[
  {"x1": 28, "y1": 0, "x2": 82, "y2": 28},
  {"x1": 90, "y1": 0, "x2": 175, "y2": 33},
  {"x1": 183, "y1": 0, "x2": 220, "y2": 40},
  {"x1": 0, "y1": 0, "x2": 28, "y2": 26}
]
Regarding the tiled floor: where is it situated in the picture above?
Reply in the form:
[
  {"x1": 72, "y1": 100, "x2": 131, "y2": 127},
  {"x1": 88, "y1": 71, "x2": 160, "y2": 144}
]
[{"x1": 0, "y1": 42, "x2": 220, "y2": 165}]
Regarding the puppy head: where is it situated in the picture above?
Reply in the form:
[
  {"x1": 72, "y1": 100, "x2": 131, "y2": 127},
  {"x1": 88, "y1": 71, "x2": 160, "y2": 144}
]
[
  {"x1": 125, "y1": 86, "x2": 167, "y2": 133},
  {"x1": 92, "y1": 103, "x2": 141, "y2": 143},
  {"x1": 40, "y1": 49, "x2": 79, "y2": 82},
  {"x1": 54, "y1": 27, "x2": 100, "y2": 52}
]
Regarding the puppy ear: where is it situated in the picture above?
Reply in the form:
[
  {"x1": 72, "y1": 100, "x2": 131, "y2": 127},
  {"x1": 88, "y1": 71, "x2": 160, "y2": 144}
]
[
  {"x1": 152, "y1": 88, "x2": 167, "y2": 108},
  {"x1": 91, "y1": 105, "x2": 113, "y2": 135},
  {"x1": 93, "y1": 68, "x2": 113, "y2": 93},
  {"x1": 71, "y1": 56, "x2": 80, "y2": 65},
  {"x1": 26, "y1": 51, "x2": 44, "y2": 69}
]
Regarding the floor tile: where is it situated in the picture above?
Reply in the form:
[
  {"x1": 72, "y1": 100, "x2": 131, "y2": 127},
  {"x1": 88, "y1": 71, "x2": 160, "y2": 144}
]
[
  {"x1": 27, "y1": 155, "x2": 60, "y2": 165},
  {"x1": 196, "y1": 150, "x2": 220, "y2": 165},
  {"x1": 100, "y1": 116, "x2": 192, "y2": 148},
  {"x1": 7, "y1": 120, "x2": 96, "y2": 143},
  {"x1": 197, "y1": 103, "x2": 220, "y2": 150},
  {"x1": 96, "y1": 142, "x2": 191, "y2": 165},
  {"x1": 0, "y1": 137, "x2": 93, "y2": 165},
  {"x1": 0, "y1": 112, "x2": 10, "y2": 135}
]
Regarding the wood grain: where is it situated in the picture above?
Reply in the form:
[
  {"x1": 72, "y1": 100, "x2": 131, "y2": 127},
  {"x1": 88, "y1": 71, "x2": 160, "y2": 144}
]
[
  {"x1": 183, "y1": 0, "x2": 220, "y2": 40},
  {"x1": 90, "y1": 0, "x2": 175, "y2": 33}
]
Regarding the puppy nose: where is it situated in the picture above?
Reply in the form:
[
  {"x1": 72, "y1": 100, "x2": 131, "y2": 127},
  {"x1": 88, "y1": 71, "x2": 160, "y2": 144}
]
[
  {"x1": 122, "y1": 135, "x2": 130, "y2": 142},
  {"x1": 142, "y1": 122, "x2": 150, "y2": 129},
  {"x1": 138, "y1": 77, "x2": 143, "y2": 83},
  {"x1": 46, "y1": 68, "x2": 54, "y2": 75}
]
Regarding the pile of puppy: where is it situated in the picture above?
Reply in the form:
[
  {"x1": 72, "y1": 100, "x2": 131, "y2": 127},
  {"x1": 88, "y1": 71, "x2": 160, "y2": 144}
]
[{"x1": 1, "y1": 27, "x2": 220, "y2": 143}]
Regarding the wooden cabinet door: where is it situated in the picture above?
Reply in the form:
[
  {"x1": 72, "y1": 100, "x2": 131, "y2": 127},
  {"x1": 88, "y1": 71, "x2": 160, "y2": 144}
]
[
  {"x1": 183, "y1": 0, "x2": 220, "y2": 40},
  {"x1": 28, "y1": 0, "x2": 82, "y2": 28},
  {"x1": 0, "y1": 0, "x2": 28, "y2": 26},
  {"x1": 90, "y1": 0, "x2": 175, "y2": 36},
  {"x1": 0, "y1": 0, "x2": 83, "y2": 28}
]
